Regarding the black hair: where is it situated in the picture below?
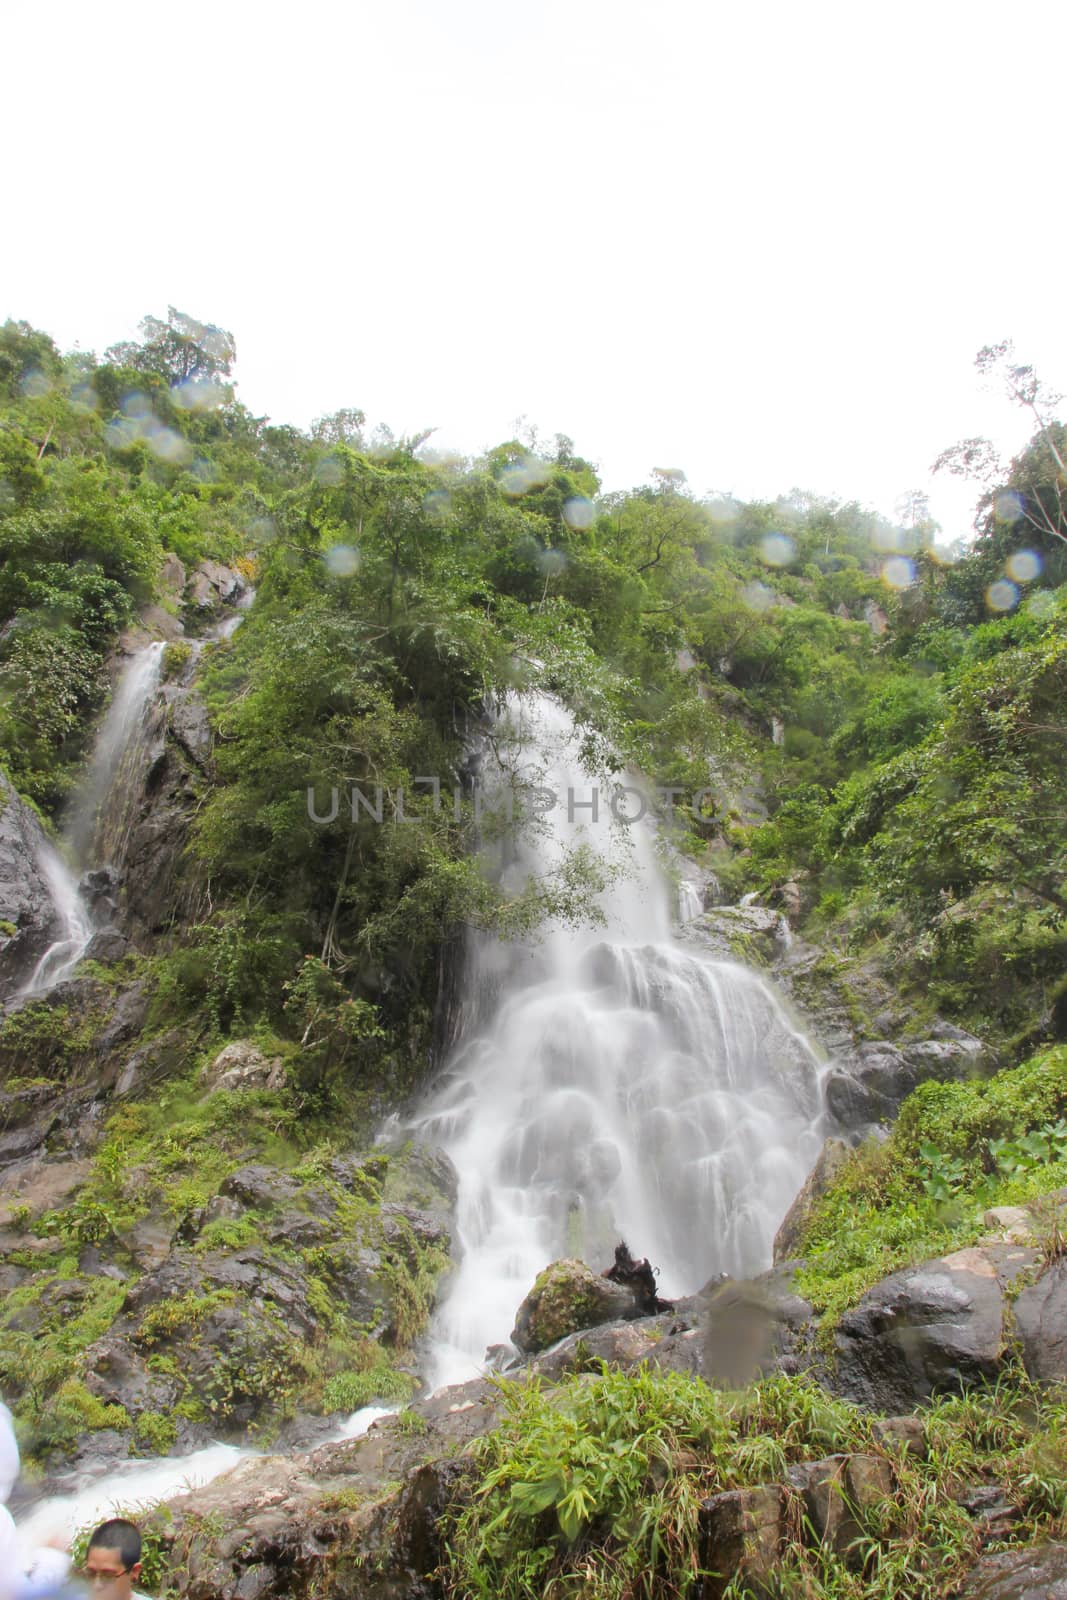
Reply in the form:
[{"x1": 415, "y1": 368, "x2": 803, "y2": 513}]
[{"x1": 87, "y1": 1519, "x2": 142, "y2": 1571}]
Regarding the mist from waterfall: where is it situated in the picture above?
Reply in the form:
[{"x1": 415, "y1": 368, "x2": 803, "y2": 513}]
[{"x1": 413, "y1": 694, "x2": 828, "y2": 1390}]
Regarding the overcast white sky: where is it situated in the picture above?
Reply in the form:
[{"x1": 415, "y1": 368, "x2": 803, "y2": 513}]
[{"x1": 4, "y1": 0, "x2": 1065, "y2": 541}]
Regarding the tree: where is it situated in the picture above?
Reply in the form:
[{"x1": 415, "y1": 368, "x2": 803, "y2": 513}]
[
  {"x1": 934, "y1": 341, "x2": 1067, "y2": 550},
  {"x1": 105, "y1": 307, "x2": 236, "y2": 386}
]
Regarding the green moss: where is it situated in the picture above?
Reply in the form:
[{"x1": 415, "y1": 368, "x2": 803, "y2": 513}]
[
  {"x1": 321, "y1": 1366, "x2": 416, "y2": 1413},
  {"x1": 135, "y1": 1410, "x2": 179, "y2": 1454}
]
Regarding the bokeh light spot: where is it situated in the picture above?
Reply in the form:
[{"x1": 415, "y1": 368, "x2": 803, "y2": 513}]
[
  {"x1": 759, "y1": 532, "x2": 795, "y2": 567},
  {"x1": 995, "y1": 490, "x2": 1025, "y2": 524},
  {"x1": 986, "y1": 579, "x2": 1019, "y2": 613},
  {"x1": 741, "y1": 581, "x2": 774, "y2": 612},
  {"x1": 324, "y1": 544, "x2": 361, "y2": 577},
  {"x1": 882, "y1": 557, "x2": 916, "y2": 590},
  {"x1": 1005, "y1": 549, "x2": 1042, "y2": 584},
  {"x1": 500, "y1": 457, "x2": 550, "y2": 497},
  {"x1": 537, "y1": 548, "x2": 568, "y2": 577},
  {"x1": 19, "y1": 370, "x2": 50, "y2": 399},
  {"x1": 314, "y1": 456, "x2": 344, "y2": 486},
  {"x1": 562, "y1": 496, "x2": 594, "y2": 531}
]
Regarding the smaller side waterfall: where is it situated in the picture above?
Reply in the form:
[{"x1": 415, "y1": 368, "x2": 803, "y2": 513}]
[
  {"x1": 20, "y1": 642, "x2": 165, "y2": 997},
  {"x1": 21, "y1": 840, "x2": 92, "y2": 994}
]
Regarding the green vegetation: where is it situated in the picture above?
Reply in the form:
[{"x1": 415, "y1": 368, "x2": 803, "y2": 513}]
[
  {"x1": 795, "y1": 1046, "x2": 1067, "y2": 1320},
  {"x1": 442, "y1": 1365, "x2": 1067, "y2": 1600}
]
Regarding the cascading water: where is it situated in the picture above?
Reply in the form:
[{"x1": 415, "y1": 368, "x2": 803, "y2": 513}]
[
  {"x1": 68, "y1": 642, "x2": 164, "y2": 871},
  {"x1": 413, "y1": 694, "x2": 828, "y2": 1390},
  {"x1": 19, "y1": 642, "x2": 164, "y2": 997},
  {"x1": 21, "y1": 839, "x2": 93, "y2": 994}
]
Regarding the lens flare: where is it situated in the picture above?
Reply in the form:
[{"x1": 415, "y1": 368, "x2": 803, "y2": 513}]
[
  {"x1": 985, "y1": 579, "x2": 1019, "y2": 613},
  {"x1": 759, "y1": 533, "x2": 794, "y2": 567},
  {"x1": 1005, "y1": 549, "x2": 1042, "y2": 583},
  {"x1": 314, "y1": 456, "x2": 344, "y2": 486},
  {"x1": 995, "y1": 490, "x2": 1025, "y2": 524},
  {"x1": 741, "y1": 581, "x2": 774, "y2": 612},
  {"x1": 562, "y1": 496, "x2": 594, "y2": 530},
  {"x1": 324, "y1": 544, "x2": 360, "y2": 577},
  {"x1": 537, "y1": 548, "x2": 567, "y2": 577},
  {"x1": 19, "y1": 370, "x2": 50, "y2": 399},
  {"x1": 423, "y1": 489, "x2": 451, "y2": 519},
  {"x1": 70, "y1": 383, "x2": 99, "y2": 412},
  {"x1": 881, "y1": 557, "x2": 915, "y2": 589},
  {"x1": 146, "y1": 426, "x2": 193, "y2": 464},
  {"x1": 500, "y1": 457, "x2": 551, "y2": 498}
]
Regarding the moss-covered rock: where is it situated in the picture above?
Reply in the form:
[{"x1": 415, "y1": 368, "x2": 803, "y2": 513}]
[{"x1": 511, "y1": 1258, "x2": 638, "y2": 1354}]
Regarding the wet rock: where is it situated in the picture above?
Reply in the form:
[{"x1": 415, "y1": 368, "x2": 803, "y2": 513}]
[
  {"x1": 955, "y1": 1540, "x2": 1067, "y2": 1598},
  {"x1": 201, "y1": 1042, "x2": 286, "y2": 1095},
  {"x1": 0, "y1": 772, "x2": 62, "y2": 998},
  {"x1": 220, "y1": 1165, "x2": 301, "y2": 1209},
  {"x1": 187, "y1": 561, "x2": 244, "y2": 612},
  {"x1": 956, "y1": 1484, "x2": 1022, "y2": 1542},
  {"x1": 511, "y1": 1258, "x2": 638, "y2": 1354},
  {"x1": 168, "y1": 696, "x2": 214, "y2": 767},
  {"x1": 826, "y1": 1031, "x2": 986, "y2": 1127},
  {"x1": 700, "y1": 1485, "x2": 783, "y2": 1600},
  {"x1": 870, "y1": 1416, "x2": 926, "y2": 1459},
  {"x1": 833, "y1": 1245, "x2": 1037, "y2": 1412},
  {"x1": 786, "y1": 1453, "x2": 893, "y2": 1565},
  {"x1": 160, "y1": 553, "x2": 186, "y2": 598},
  {"x1": 684, "y1": 906, "x2": 790, "y2": 966},
  {"x1": 82, "y1": 926, "x2": 130, "y2": 965},
  {"x1": 703, "y1": 1266, "x2": 815, "y2": 1387},
  {"x1": 773, "y1": 1137, "x2": 850, "y2": 1264},
  {"x1": 1014, "y1": 1258, "x2": 1067, "y2": 1382}
]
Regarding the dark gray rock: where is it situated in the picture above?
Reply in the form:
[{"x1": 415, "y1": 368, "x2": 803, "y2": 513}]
[
  {"x1": 826, "y1": 1031, "x2": 987, "y2": 1127},
  {"x1": 955, "y1": 1541, "x2": 1067, "y2": 1598},
  {"x1": 82, "y1": 926, "x2": 130, "y2": 964},
  {"x1": 832, "y1": 1246, "x2": 1036, "y2": 1412},
  {"x1": 0, "y1": 772, "x2": 62, "y2": 998},
  {"x1": 1014, "y1": 1259, "x2": 1067, "y2": 1383}
]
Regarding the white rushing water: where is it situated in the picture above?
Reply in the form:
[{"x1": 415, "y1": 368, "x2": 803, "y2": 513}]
[
  {"x1": 14, "y1": 1403, "x2": 389, "y2": 1553},
  {"x1": 414, "y1": 694, "x2": 828, "y2": 1390},
  {"x1": 20, "y1": 642, "x2": 165, "y2": 998},
  {"x1": 20, "y1": 839, "x2": 93, "y2": 995},
  {"x1": 68, "y1": 642, "x2": 165, "y2": 872}
]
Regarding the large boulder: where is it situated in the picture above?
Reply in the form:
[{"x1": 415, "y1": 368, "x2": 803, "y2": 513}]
[
  {"x1": 773, "y1": 1137, "x2": 850, "y2": 1264},
  {"x1": 201, "y1": 1041, "x2": 286, "y2": 1095},
  {"x1": 511, "y1": 1259, "x2": 639, "y2": 1354},
  {"x1": 0, "y1": 773, "x2": 62, "y2": 998},
  {"x1": 955, "y1": 1541, "x2": 1067, "y2": 1599},
  {"x1": 1014, "y1": 1257, "x2": 1067, "y2": 1383},
  {"x1": 833, "y1": 1245, "x2": 1037, "y2": 1412},
  {"x1": 825, "y1": 1026, "x2": 989, "y2": 1127}
]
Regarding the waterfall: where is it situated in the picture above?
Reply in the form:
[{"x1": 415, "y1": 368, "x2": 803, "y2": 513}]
[
  {"x1": 68, "y1": 642, "x2": 164, "y2": 872},
  {"x1": 21, "y1": 839, "x2": 93, "y2": 994},
  {"x1": 20, "y1": 643, "x2": 164, "y2": 997},
  {"x1": 413, "y1": 695, "x2": 828, "y2": 1389}
]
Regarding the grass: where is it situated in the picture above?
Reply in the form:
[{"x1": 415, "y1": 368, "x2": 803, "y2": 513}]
[
  {"x1": 441, "y1": 1365, "x2": 1067, "y2": 1600},
  {"x1": 794, "y1": 1046, "x2": 1067, "y2": 1323}
]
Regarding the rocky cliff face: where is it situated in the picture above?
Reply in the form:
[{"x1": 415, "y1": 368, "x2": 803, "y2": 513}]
[{"x1": 0, "y1": 774, "x2": 62, "y2": 1000}]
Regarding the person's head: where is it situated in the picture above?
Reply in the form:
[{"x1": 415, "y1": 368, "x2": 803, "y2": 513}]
[{"x1": 84, "y1": 1520, "x2": 142, "y2": 1597}]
